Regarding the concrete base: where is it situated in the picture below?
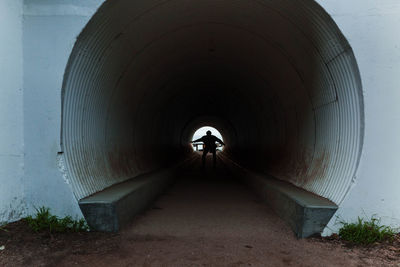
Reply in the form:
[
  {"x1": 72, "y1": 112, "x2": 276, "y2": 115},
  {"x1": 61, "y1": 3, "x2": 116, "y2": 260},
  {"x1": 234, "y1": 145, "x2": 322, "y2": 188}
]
[
  {"x1": 79, "y1": 167, "x2": 179, "y2": 232},
  {"x1": 220, "y1": 155, "x2": 338, "y2": 238}
]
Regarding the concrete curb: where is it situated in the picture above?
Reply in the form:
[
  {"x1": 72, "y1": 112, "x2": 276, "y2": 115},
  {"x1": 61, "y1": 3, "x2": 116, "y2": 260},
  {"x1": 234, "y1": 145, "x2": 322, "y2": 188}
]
[
  {"x1": 219, "y1": 154, "x2": 338, "y2": 238},
  {"x1": 79, "y1": 156, "x2": 197, "y2": 232}
]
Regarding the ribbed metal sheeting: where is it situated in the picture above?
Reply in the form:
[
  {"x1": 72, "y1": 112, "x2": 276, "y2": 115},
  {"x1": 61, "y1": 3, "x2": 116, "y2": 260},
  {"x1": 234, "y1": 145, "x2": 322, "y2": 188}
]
[{"x1": 61, "y1": 0, "x2": 364, "y2": 204}]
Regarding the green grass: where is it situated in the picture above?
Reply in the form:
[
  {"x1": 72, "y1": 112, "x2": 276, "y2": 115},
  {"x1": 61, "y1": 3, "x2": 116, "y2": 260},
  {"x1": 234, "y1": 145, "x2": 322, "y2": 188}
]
[
  {"x1": 0, "y1": 224, "x2": 8, "y2": 232},
  {"x1": 338, "y1": 216, "x2": 397, "y2": 245},
  {"x1": 25, "y1": 207, "x2": 89, "y2": 233}
]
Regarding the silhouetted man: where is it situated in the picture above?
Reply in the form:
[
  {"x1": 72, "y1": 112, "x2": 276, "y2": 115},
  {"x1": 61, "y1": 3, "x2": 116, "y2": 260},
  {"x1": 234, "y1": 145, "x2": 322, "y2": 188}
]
[{"x1": 191, "y1": 130, "x2": 225, "y2": 168}]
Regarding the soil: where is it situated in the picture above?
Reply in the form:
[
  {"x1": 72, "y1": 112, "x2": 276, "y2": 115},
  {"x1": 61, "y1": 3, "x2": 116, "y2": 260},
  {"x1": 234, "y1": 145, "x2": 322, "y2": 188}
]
[{"x1": 1, "y1": 158, "x2": 399, "y2": 266}]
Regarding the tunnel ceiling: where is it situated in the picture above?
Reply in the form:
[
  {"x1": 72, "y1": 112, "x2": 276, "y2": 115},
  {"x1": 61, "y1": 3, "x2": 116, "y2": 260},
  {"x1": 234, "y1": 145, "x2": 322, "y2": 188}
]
[{"x1": 62, "y1": 0, "x2": 364, "y2": 203}]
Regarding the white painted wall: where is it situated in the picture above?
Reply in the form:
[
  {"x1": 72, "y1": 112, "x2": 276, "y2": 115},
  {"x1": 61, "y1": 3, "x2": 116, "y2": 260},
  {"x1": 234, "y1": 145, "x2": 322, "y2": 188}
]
[
  {"x1": 0, "y1": 0, "x2": 25, "y2": 223},
  {"x1": 22, "y1": 0, "x2": 104, "y2": 218},
  {"x1": 317, "y1": 0, "x2": 400, "y2": 233}
]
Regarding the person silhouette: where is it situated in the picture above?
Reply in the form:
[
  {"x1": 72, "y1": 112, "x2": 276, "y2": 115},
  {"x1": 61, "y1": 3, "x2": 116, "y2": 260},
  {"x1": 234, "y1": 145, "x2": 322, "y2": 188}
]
[{"x1": 191, "y1": 130, "x2": 225, "y2": 168}]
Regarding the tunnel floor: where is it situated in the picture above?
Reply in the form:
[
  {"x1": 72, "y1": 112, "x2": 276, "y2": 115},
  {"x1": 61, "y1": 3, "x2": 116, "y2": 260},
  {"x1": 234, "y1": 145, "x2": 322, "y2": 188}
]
[
  {"x1": 126, "y1": 153, "x2": 291, "y2": 239},
  {"x1": 79, "y1": 154, "x2": 382, "y2": 266}
]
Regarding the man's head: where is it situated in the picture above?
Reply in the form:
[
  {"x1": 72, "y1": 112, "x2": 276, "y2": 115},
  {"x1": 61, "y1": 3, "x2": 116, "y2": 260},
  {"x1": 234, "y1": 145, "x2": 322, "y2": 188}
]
[{"x1": 206, "y1": 130, "x2": 212, "y2": 136}]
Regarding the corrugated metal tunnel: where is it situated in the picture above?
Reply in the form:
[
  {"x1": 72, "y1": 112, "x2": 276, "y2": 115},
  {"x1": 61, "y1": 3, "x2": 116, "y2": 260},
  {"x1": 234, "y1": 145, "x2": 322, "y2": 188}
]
[{"x1": 61, "y1": 0, "x2": 364, "y2": 205}]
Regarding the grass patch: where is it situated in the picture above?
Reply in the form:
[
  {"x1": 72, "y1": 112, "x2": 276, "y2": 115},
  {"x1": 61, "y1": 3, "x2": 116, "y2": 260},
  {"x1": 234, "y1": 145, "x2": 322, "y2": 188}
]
[
  {"x1": 25, "y1": 207, "x2": 89, "y2": 233},
  {"x1": 338, "y1": 216, "x2": 397, "y2": 245},
  {"x1": 0, "y1": 224, "x2": 8, "y2": 232}
]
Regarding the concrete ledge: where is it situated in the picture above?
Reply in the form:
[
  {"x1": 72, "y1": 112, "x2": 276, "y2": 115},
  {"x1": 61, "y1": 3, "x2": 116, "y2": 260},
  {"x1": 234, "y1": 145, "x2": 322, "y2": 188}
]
[
  {"x1": 220, "y1": 155, "x2": 338, "y2": 238},
  {"x1": 79, "y1": 167, "x2": 179, "y2": 232}
]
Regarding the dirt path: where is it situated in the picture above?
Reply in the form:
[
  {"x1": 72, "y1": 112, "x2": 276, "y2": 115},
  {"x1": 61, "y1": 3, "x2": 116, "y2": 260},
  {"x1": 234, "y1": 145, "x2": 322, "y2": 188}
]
[{"x1": 1, "y1": 156, "x2": 399, "y2": 266}]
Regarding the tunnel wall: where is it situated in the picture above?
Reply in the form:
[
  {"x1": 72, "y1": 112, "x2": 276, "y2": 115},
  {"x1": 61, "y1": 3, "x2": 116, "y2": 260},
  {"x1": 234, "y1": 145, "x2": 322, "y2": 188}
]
[
  {"x1": 61, "y1": 0, "x2": 363, "y2": 204},
  {"x1": 319, "y1": 0, "x2": 400, "y2": 233},
  {"x1": 20, "y1": 0, "x2": 104, "y2": 219},
  {"x1": 0, "y1": 0, "x2": 399, "y2": 233}
]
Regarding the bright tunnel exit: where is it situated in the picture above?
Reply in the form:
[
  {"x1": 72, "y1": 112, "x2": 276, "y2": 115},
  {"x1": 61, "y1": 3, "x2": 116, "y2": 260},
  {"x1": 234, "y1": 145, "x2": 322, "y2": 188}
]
[{"x1": 192, "y1": 126, "x2": 224, "y2": 151}]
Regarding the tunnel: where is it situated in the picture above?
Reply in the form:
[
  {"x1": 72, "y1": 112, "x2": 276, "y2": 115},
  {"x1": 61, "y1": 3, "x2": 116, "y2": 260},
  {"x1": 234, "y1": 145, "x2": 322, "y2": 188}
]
[{"x1": 61, "y1": 0, "x2": 364, "y2": 232}]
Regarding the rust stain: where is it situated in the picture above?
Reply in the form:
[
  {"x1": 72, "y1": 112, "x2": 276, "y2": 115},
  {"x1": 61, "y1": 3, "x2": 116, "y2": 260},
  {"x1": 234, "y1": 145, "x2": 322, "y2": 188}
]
[
  {"x1": 297, "y1": 149, "x2": 330, "y2": 186},
  {"x1": 107, "y1": 148, "x2": 135, "y2": 177},
  {"x1": 265, "y1": 144, "x2": 329, "y2": 188}
]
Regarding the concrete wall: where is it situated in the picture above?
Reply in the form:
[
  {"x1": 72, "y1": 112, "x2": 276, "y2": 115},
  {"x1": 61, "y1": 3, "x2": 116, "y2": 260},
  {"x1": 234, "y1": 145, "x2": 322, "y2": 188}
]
[
  {"x1": 317, "y1": 0, "x2": 400, "y2": 233},
  {"x1": 0, "y1": 0, "x2": 25, "y2": 223},
  {"x1": 22, "y1": 0, "x2": 104, "y2": 218}
]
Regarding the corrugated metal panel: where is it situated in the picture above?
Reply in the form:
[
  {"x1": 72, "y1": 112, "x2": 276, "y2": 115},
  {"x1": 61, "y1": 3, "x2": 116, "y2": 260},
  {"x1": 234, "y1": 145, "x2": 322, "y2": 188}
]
[{"x1": 61, "y1": 0, "x2": 364, "y2": 204}]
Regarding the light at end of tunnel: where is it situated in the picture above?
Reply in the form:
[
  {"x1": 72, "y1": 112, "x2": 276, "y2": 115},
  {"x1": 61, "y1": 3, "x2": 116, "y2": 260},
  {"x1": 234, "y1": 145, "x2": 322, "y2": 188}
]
[{"x1": 191, "y1": 126, "x2": 224, "y2": 151}]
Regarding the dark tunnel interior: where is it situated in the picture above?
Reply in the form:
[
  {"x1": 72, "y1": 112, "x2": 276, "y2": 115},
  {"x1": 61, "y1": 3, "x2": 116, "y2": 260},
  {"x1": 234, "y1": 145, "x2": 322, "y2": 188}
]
[{"x1": 61, "y1": 0, "x2": 364, "y2": 205}]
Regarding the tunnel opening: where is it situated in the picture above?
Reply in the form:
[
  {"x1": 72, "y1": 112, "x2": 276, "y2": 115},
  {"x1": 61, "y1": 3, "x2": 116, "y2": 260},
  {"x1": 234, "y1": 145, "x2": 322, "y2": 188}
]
[
  {"x1": 61, "y1": 0, "x2": 364, "y2": 234},
  {"x1": 191, "y1": 126, "x2": 224, "y2": 151}
]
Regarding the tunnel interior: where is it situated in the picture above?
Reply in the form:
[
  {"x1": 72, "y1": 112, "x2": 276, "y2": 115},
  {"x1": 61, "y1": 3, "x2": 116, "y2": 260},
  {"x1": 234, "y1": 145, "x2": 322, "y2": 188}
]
[{"x1": 61, "y1": 0, "x2": 363, "y2": 205}]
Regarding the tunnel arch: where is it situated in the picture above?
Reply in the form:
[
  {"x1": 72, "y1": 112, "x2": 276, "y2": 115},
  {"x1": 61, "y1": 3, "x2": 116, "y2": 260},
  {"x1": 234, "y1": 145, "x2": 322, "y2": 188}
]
[{"x1": 61, "y1": 0, "x2": 364, "y2": 204}]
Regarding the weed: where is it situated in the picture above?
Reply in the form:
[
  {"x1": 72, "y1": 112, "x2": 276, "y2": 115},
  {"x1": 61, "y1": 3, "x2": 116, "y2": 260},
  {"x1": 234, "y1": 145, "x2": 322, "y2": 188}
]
[
  {"x1": 338, "y1": 216, "x2": 397, "y2": 245},
  {"x1": 25, "y1": 207, "x2": 89, "y2": 233},
  {"x1": 0, "y1": 224, "x2": 8, "y2": 232}
]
